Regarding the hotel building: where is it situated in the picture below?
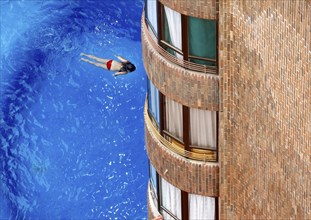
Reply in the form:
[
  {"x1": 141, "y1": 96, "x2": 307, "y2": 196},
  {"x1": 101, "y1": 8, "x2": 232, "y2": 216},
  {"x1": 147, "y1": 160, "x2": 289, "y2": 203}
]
[{"x1": 142, "y1": 0, "x2": 310, "y2": 219}]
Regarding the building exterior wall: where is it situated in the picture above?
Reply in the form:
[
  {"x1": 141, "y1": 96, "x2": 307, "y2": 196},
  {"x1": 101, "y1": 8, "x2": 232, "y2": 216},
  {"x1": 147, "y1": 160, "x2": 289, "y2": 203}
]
[
  {"x1": 218, "y1": 0, "x2": 311, "y2": 219},
  {"x1": 159, "y1": 0, "x2": 217, "y2": 19},
  {"x1": 142, "y1": 18, "x2": 219, "y2": 111},
  {"x1": 145, "y1": 112, "x2": 219, "y2": 197}
]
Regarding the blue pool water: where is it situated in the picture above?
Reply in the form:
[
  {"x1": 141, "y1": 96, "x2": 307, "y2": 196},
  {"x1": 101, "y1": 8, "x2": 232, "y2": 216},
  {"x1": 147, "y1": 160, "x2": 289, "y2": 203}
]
[{"x1": 0, "y1": 0, "x2": 148, "y2": 219}]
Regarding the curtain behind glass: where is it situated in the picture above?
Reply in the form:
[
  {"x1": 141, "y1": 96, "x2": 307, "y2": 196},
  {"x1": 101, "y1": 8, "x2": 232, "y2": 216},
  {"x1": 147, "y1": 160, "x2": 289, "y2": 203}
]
[
  {"x1": 190, "y1": 108, "x2": 217, "y2": 149},
  {"x1": 189, "y1": 194, "x2": 215, "y2": 220},
  {"x1": 164, "y1": 6, "x2": 182, "y2": 59},
  {"x1": 146, "y1": 0, "x2": 157, "y2": 34},
  {"x1": 161, "y1": 178, "x2": 181, "y2": 219},
  {"x1": 163, "y1": 9, "x2": 174, "y2": 56},
  {"x1": 148, "y1": 80, "x2": 160, "y2": 124},
  {"x1": 188, "y1": 16, "x2": 216, "y2": 66},
  {"x1": 165, "y1": 97, "x2": 183, "y2": 140}
]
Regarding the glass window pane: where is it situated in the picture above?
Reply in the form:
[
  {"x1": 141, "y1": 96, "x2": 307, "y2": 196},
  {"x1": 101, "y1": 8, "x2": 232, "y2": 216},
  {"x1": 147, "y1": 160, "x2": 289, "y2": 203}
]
[
  {"x1": 189, "y1": 193, "x2": 215, "y2": 220},
  {"x1": 147, "y1": 79, "x2": 160, "y2": 125},
  {"x1": 149, "y1": 163, "x2": 157, "y2": 193},
  {"x1": 146, "y1": 0, "x2": 158, "y2": 35},
  {"x1": 190, "y1": 108, "x2": 217, "y2": 149},
  {"x1": 188, "y1": 16, "x2": 216, "y2": 66},
  {"x1": 165, "y1": 97, "x2": 183, "y2": 140},
  {"x1": 163, "y1": 6, "x2": 182, "y2": 59},
  {"x1": 163, "y1": 9, "x2": 174, "y2": 55},
  {"x1": 160, "y1": 178, "x2": 181, "y2": 219}
]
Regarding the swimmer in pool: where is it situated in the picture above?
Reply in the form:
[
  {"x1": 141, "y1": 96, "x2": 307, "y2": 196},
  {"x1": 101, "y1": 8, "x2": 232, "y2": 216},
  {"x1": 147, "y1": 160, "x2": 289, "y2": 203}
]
[{"x1": 80, "y1": 53, "x2": 136, "y2": 77}]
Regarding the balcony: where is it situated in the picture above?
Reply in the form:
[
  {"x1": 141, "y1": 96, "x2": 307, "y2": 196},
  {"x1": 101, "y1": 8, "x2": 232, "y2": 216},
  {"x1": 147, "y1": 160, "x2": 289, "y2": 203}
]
[
  {"x1": 144, "y1": 99, "x2": 219, "y2": 197},
  {"x1": 142, "y1": 12, "x2": 219, "y2": 111}
]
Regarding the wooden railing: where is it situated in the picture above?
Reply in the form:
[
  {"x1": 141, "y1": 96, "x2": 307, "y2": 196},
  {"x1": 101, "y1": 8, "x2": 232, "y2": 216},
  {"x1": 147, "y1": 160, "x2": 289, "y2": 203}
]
[
  {"x1": 144, "y1": 101, "x2": 217, "y2": 162},
  {"x1": 142, "y1": 13, "x2": 218, "y2": 75}
]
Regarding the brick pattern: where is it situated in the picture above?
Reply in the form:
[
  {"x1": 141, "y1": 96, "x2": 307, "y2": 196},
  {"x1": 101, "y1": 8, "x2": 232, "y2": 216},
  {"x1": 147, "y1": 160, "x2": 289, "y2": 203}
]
[
  {"x1": 159, "y1": 0, "x2": 217, "y2": 20},
  {"x1": 142, "y1": 21, "x2": 219, "y2": 111},
  {"x1": 145, "y1": 112, "x2": 219, "y2": 197},
  {"x1": 218, "y1": 0, "x2": 311, "y2": 219}
]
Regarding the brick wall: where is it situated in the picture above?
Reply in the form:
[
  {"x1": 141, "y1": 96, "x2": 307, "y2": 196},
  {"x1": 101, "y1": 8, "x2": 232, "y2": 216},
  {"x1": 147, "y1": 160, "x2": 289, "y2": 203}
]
[
  {"x1": 159, "y1": 0, "x2": 217, "y2": 20},
  {"x1": 218, "y1": 0, "x2": 311, "y2": 219},
  {"x1": 145, "y1": 110, "x2": 219, "y2": 197},
  {"x1": 142, "y1": 19, "x2": 219, "y2": 111}
]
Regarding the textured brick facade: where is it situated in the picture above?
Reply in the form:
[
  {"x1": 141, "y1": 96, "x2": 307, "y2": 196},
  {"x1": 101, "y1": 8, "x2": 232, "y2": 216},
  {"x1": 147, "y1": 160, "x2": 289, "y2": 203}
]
[
  {"x1": 142, "y1": 20, "x2": 219, "y2": 111},
  {"x1": 145, "y1": 111, "x2": 219, "y2": 197},
  {"x1": 143, "y1": 0, "x2": 310, "y2": 219},
  {"x1": 218, "y1": 0, "x2": 311, "y2": 219},
  {"x1": 159, "y1": 0, "x2": 217, "y2": 20}
]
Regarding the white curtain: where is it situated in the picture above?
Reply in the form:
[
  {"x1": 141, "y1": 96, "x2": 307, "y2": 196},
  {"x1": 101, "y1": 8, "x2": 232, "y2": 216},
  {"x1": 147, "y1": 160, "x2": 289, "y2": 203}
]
[
  {"x1": 149, "y1": 81, "x2": 160, "y2": 124},
  {"x1": 147, "y1": 0, "x2": 158, "y2": 34},
  {"x1": 161, "y1": 178, "x2": 181, "y2": 219},
  {"x1": 189, "y1": 194, "x2": 215, "y2": 220},
  {"x1": 190, "y1": 108, "x2": 217, "y2": 149},
  {"x1": 164, "y1": 6, "x2": 182, "y2": 59},
  {"x1": 165, "y1": 97, "x2": 183, "y2": 140}
]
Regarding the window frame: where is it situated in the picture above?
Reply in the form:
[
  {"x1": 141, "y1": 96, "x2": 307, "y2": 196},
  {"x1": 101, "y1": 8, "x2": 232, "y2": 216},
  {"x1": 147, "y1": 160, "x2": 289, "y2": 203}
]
[
  {"x1": 147, "y1": 79, "x2": 160, "y2": 131},
  {"x1": 157, "y1": 3, "x2": 217, "y2": 68},
  {"x1": 158, "y1": 175, "x2": 219, "y2": 220},
  {"x1": 145, "y1": 0, "x2": 158, "y2": 39}
]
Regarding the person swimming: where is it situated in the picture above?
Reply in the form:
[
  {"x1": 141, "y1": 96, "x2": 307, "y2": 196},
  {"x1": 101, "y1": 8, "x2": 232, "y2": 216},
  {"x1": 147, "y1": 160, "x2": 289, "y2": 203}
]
[{"x1": 80, "y1": 53, "x2": 136, "y2": 77}]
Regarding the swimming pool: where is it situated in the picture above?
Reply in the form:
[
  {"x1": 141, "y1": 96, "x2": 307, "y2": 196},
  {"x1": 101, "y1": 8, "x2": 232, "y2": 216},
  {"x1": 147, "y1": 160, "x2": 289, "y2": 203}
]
[{"x1": 0, "y1": 0, "x2": 148, "y2": 219}]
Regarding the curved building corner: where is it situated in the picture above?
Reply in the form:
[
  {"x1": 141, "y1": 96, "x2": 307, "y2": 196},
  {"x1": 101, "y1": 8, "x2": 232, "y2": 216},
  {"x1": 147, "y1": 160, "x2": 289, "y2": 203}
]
[{"x1": 142, "y1": 0, "x2": 310, "y2": 219}]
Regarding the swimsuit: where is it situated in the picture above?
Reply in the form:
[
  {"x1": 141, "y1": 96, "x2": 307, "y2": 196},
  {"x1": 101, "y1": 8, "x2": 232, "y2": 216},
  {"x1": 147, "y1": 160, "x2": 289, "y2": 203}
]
[{"x1": 106, "y1": 60, "x2": 113, "y2": 70}]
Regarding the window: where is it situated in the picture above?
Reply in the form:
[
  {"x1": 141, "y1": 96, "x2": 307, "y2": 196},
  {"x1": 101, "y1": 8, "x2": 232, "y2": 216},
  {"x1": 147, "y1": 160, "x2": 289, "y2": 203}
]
[
  {"x1": 163, "y1": 6, "x2": 183, "y2": 59},
  {"x1": 188, "y1": 16, "x2": 217, "y2": 66},
  {"x1": 145, "y1": 0, "x2": 158, "y2": 38},
  {"x1": 189, "y1": 193, "x2": 216, "y2": 220},
  {"x1": 158, "y1": 176, "x2": 217, "y2": 220},
  {"x1": 147, "y1": 79, "x2": 160, "y2": 128},
  {"x1": 160, "y1": 178, "x2": 181, "y2": 220},
  {"x1": 155, "y1": 3, "x2": 218, "y2": 71},
  {"x1": 190, "y1": 108, "x2": 217, "y2": 150},
  {"x1": 165, "y1": 97, "x2": 183, "y2": 141},
  {"x1": 149, "y1": 163, "x2": 158, "y2": 194}
]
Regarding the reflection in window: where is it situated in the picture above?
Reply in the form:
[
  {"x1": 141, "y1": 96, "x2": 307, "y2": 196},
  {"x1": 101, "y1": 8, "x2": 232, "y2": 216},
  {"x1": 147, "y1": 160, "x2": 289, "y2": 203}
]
[
  {"x1": 146, "y1": 0, "x2": 158, "y2": 36},
  {"x1": 188, "y1": 16, "x2": 216, "y2": 66},
  {"x1": 149, "y1": 163, "x2": 157, "y2": 193},
  {"x1": 190, "y1": 108, "x2": 217, "y2": 149},
  {"x1": 147, "y1": 79, "x2": 160, "y2": 125}
]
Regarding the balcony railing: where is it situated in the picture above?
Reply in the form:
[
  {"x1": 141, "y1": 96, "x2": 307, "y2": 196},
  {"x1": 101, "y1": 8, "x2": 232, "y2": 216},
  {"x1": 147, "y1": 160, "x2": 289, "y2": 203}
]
[
  {"x1": 145, "y1": 100, "x2": 217, "y2": 162},
  {"x1": 142, "y1": 13, "x2": 217, "y2": 75}
]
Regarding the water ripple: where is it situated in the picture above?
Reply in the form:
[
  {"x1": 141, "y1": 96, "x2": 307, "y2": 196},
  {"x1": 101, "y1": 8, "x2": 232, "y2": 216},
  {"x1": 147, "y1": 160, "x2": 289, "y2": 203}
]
[{"x1": 1, "y1": 0, "x2": 147, "y2": 219}]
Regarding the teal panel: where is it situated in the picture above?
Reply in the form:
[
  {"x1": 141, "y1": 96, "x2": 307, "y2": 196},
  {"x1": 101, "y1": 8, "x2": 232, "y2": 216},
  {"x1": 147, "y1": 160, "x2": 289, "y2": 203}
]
[{"x1": 188, "y1": 16, "x2": 216, "y2": 66}]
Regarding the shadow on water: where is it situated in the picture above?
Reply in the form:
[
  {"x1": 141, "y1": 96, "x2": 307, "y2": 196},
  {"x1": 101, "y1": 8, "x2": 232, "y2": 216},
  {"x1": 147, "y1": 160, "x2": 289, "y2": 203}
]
[
  {"x1": 0, "y1": 2, "x2": 88, "y2": 217},
  {"x1": 0, "y1": 48, "x2": 49, "y2": 218}
]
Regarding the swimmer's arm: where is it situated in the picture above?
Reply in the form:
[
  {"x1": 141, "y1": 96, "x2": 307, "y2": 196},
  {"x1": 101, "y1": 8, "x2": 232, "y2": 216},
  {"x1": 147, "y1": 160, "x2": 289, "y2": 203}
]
[
  {"x1": 114, "y1": 71, "x2": 127, "y2": 77},
  {"x1": 115, "y1": 55, "x2": 129, "y2": 63}
]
